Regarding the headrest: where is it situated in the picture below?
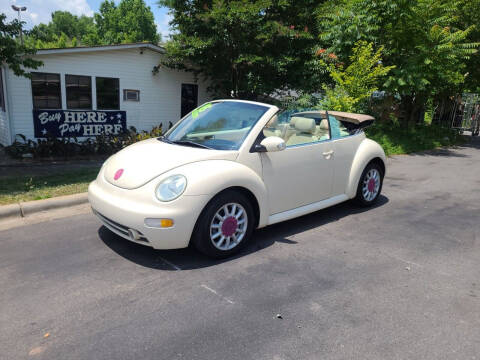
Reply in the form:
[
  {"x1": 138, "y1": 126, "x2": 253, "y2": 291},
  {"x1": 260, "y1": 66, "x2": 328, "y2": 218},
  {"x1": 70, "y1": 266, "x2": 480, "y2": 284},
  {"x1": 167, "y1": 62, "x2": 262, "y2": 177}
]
[
  {"x1": 295, "y1": 117, "x2": 316, "y2": 134},
  {"x1": 319, "y1": 119, "x2": 329, "y2": 130},
  {"x1": 290, "y1": 116, "x2": 302, "y2": 127},
  {"x1": 266, "y1": 115, "x2": 278, "y2": 128}
]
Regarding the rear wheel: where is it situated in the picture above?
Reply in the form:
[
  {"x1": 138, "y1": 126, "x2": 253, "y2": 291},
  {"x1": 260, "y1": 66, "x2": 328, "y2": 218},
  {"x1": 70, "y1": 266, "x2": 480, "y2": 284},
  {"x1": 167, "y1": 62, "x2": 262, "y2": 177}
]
[
  {"x1": 354, "y1": 162, "x2": 383, "y2": 206},
  {"x1": 192, "y1": 190, "x2": 255, "y2": 258}
]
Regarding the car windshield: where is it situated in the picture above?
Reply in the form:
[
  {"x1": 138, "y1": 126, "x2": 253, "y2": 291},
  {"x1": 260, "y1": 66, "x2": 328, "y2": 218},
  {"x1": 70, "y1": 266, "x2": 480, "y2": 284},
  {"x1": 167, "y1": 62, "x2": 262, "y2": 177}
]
[{"x1": 164, "y1": 101, "x2": 269, "y2": 150}]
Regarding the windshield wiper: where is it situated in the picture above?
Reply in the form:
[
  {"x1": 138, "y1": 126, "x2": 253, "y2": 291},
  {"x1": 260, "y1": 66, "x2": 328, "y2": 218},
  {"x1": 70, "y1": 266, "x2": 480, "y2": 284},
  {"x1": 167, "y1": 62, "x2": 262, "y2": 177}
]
[{"x1": 172, "y1": 140, "x2": 212, "y2": 149}]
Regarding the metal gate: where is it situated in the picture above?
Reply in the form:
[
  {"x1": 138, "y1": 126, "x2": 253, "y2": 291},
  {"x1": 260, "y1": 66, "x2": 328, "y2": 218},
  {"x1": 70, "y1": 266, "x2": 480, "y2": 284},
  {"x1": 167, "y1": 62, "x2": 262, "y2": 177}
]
[{"x1": 451, "y1": 93, "x2": 480, "y2": 136}]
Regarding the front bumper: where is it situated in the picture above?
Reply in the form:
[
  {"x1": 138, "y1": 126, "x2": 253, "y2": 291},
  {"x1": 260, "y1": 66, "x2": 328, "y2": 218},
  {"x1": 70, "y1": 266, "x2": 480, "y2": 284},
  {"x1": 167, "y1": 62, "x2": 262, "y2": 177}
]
[{"x1": 88, "y1": 173, "x2": 209, "y2": 250}]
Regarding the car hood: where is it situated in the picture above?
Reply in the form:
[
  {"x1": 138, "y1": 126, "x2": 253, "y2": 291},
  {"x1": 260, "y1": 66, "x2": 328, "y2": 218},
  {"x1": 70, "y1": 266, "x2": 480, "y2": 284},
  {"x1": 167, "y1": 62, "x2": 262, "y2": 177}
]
[{"x1": 103, "y1": 138, "x2": 238, "y2": 189}]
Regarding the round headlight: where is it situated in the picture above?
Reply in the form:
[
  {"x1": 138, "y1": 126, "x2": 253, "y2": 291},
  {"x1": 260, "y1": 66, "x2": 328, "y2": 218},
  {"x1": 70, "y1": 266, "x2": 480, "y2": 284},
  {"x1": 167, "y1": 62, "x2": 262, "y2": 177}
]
[{"x1": 155, "y1": 175, "x2": 187, "y2": 202}]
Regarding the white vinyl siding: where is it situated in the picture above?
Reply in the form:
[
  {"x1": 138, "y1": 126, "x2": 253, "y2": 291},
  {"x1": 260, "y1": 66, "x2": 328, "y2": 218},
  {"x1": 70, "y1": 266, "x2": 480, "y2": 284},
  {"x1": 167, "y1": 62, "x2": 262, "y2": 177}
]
[{"x1": 3, "y1": 48, "x2": 211, "y2": 143}]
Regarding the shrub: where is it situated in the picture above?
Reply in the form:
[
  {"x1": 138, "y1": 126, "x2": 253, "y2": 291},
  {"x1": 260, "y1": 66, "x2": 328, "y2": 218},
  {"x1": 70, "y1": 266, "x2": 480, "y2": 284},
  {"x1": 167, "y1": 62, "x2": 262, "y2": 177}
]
[
  {"x1": 366, "y1": 123, "x2": 464, "y2": 156},
  {"x1": 5, "y1": 123, "x2": 169, "y2": 159},
  {"x1": 319, "y1": 41, "x2": 395, "y2": 113}
]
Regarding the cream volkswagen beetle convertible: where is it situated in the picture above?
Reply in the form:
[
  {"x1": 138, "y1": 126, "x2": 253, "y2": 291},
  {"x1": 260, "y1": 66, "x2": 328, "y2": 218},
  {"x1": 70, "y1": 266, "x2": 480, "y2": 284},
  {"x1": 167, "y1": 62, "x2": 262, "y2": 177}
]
[{"x1": 89, "y1": 100, "x2": 386, "y2": 258}]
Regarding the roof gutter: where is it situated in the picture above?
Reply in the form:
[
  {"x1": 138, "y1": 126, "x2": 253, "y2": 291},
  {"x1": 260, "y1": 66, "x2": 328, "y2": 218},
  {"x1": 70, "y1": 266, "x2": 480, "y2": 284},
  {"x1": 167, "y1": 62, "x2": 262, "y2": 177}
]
[{"x1": 36, "y1": 43, "x2": 165, "y2": 56}]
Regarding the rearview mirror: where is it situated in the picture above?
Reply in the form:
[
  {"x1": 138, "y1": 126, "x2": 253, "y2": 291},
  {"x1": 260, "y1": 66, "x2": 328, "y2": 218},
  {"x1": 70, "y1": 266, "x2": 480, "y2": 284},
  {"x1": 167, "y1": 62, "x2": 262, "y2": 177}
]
[{"x1": 259, "y1": 136, "x2": 286, "y2": 152}]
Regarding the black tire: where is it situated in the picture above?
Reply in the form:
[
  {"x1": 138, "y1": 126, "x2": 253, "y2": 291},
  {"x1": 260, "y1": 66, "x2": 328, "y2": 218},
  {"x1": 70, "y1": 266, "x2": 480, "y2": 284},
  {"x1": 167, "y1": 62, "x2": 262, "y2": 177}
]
[
  {"x1": 354, "y1": 162, "x2": 384, "y2": 207},
  {"x1": 192, "y1": 190, "x2": 255, "y2": 258}
]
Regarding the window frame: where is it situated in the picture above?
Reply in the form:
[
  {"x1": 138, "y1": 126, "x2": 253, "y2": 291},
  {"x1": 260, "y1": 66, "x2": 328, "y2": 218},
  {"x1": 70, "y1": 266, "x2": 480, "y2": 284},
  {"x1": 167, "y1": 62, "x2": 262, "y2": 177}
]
[
  {"x1": 262, "y1": 112, "x2": 333, "y2": 149},
  {"x1": 65, "y1": 74, "x2": 92, "y2": 110},
  {"x1": 96, "y1": 76, "x2": 120, "y2": 110},
  {"x1": 327, "y1": 113, "x2": 355, "y2": 140},
  {"x1": 31, "y1": 72, "x2": 62, "y2": 110},
  {"x1": 262, "y1": 110, "x2": 365, "y2": 150}
]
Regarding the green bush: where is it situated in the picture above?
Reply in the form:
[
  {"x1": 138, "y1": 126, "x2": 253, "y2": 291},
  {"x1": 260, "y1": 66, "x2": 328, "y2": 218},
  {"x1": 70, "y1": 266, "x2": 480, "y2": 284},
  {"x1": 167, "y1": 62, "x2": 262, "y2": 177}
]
[
  {"x1": 366, "y1": 123, "x2": 464, "y2": 156},
  {"x1": 316, "y1": 41, "x2": 394, "y2": 113},
  {"x1": 5, "y1": 123, "x2": 168, "y2": 159}
]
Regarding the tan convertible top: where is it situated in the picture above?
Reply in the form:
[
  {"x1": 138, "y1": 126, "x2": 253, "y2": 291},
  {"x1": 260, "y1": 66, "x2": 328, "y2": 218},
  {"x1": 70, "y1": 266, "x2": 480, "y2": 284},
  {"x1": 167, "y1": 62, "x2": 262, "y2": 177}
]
[{"x1": 294, "y1": 110, "x2": 375, "y2": 125}]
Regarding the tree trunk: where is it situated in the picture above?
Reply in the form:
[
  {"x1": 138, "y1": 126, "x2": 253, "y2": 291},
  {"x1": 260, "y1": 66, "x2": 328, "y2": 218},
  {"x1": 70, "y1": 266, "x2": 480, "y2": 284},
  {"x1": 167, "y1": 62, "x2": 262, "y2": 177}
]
[{"x1": 400, "y1": 95, "x2": 425, "y2": 127}]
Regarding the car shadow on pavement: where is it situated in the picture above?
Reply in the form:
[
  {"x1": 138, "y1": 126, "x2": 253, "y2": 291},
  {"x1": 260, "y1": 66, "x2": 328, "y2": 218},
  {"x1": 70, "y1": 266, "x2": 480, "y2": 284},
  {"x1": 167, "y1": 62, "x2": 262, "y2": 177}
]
[{"x1": 99, "y1": 195, "x2": 389, "y2": 271}]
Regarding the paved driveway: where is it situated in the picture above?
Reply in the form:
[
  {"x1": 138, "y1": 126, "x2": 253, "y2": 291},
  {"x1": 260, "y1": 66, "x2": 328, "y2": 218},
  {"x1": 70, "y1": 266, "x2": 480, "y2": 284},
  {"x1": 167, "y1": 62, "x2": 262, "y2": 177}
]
[{"x1": 1, "y1": 140, "x2": 479, "y2": 360}]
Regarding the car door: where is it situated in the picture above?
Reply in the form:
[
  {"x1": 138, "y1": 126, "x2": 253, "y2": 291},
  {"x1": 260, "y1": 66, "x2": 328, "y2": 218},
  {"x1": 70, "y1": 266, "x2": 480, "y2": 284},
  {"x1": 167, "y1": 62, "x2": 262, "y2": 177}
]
[
  {"x1": 327, "y1": 115, "x2": 364, "y2": 195},
  {"x1": 260, "y1": 116, "x2": 335, "y2": 215}
]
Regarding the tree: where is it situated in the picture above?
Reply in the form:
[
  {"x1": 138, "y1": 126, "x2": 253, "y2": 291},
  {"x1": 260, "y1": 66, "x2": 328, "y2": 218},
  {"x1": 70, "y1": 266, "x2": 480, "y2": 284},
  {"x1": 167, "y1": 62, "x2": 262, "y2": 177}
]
[
  {"x1": 26, "y1": 0, "x2": 160, "y2": 48},
  {"x1": 0, "y1": 13, "x2": 42, "y2": 77},
  {"x1": 455, "y1": 0, "x2": 480, "y2": 93},
  {"x1": 159, "y1": 0, "x2": 324, "y2": 98},
  {"x1": 320, "y1": 41, "x2": 394, "y2": 113},
  {"x1": 317, "y1": 0, "x2": 478, "y2": 125},
  {"x1": 95, "y1": 0, "x2": 159, "y2": 44},
  {"x1": 28, "y1": 11, "x2": 95, "y2": 44},
  {"x1": 50, "y1": 11, "x2": 95, "y2": 40}
]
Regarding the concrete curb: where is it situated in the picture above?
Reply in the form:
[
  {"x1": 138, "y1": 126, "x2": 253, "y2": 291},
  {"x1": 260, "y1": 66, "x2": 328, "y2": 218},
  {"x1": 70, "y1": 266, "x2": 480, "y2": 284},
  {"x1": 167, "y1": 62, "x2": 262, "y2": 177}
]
[
  {"x1": 0, "y1": 203, "x2": 22, "y2": 219},
  {"x1": 0, "y1": 193, "x2": 88, "y2": 220}
]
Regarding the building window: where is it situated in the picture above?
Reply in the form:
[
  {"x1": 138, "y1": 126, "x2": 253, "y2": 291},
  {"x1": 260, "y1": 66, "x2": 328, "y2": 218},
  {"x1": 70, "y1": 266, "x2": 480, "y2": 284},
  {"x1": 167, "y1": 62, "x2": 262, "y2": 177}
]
[
  {"x1": 66, "y1": 74, "x2": 91, "y2": 109},
  {"x1": 181, "y1": 83, "x2": 198, "y2": 118},
  {"x1": 123, "y1": 89, "x2": 140, "y2": 102},
  {"x1": 0, "y1": 68, "x2": 5, "y2": 111},
  {"x1": 96, "y1": 77, "x2": 119, "y2": 110},
  {"x1": 31, "y1": 72, "x2": 61, "y2": 109}
]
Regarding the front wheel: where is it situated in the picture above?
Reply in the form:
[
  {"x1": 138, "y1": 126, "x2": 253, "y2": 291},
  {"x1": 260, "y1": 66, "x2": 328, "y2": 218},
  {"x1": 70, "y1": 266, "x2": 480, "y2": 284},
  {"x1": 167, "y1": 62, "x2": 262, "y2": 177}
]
[
  {"x1": 192, "y1": 190, "x2": 255, "y2": 258},
  {"x1": 354, "y1": 162, "x2": 384, "y2": 207}
]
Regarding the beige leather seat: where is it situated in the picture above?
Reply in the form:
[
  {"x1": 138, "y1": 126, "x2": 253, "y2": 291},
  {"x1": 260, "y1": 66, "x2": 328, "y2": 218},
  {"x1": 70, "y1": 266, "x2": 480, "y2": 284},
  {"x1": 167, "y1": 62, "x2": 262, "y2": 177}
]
[
  {"x1": 284, "y1": 116, "x2": 305, "y2": 142},
  {"x1": 286, "y1": 117, "x2": 319, "y2": 146},
  {"x1": 315, "y1": 119, "x2": 330, "y2": 140}
]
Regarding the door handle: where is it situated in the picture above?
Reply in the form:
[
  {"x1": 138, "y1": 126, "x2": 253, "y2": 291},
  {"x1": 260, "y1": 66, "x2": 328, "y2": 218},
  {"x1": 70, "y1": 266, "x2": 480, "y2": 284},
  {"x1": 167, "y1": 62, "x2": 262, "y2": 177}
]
[{"x1": 322, "y1": 150, "x2": 334, "y2": 157}]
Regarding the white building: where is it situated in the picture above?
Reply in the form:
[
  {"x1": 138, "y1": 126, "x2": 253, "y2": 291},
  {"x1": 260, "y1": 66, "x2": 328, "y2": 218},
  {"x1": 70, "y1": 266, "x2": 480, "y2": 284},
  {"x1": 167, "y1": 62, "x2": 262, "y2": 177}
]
[{"x1": 0, "y1": 43, "x2": 211, "y2": 146}]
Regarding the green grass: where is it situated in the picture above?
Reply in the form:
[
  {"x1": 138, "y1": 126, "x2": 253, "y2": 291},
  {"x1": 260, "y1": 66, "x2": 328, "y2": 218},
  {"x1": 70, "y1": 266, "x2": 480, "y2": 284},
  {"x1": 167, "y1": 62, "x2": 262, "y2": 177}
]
[
  {"x1": 366, "y1": 123, "x2": 465, "y2": 156},
  {"x1": 0, "y1": 168, "x2": 100, "y2": 205}
]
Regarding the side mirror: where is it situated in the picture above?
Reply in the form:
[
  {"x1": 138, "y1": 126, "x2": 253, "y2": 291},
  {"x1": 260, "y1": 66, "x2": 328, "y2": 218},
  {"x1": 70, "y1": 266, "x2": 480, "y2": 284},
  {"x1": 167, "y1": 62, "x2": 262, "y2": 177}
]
[{"x1": 259, "y1": 136, "x2": 286, "y2": 152}]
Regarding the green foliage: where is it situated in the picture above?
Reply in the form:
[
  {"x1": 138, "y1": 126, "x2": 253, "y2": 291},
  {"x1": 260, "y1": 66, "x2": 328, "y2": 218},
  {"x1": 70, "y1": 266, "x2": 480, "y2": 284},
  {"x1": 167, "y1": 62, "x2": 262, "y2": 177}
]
[
  {"x1": 0, "y1": 13, "x2": 42, "y2": 77},
  {"x1": 30, "y1": 11, "x2": 95, "y2": 41},
  {"x1": 318, "y1": 0, "x2": 479, "y2": 124},
  {"x1": 455, "y1": 0, "x2": 480, "y2": 93},
  {"x1": 319, "y1": 41, "x2": 394, "y2": 112},
  {"x1": 26, "y1": 11, "x2": 96, "y2": 49},
  {"x1": 159, "y1": 0, "x2": 324, "y2": 98},
  {"x1": 366, "y1": 123, "x2": 464, "y2": 156},
  {"x1": 5, "y1": 124, "x2": 166, "y2": 159},
  {"x1": 280, "y1": 92, "x2": 322, "y2": 110},
  {"x1": 95, "y1": 0, "x2": 159, "y2": 44},
  {"x1": 26, "y1": 0, "x2": 160, "y2": 49}
]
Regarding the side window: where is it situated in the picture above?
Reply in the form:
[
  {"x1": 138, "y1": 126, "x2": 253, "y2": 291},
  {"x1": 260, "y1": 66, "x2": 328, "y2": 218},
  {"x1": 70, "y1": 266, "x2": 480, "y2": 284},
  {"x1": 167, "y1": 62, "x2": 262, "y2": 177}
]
[
  {"x1": 329, "y1": 115, "x2": 351, "y2": 139},
  {"x1": 262, "y1": 115, "x2": 284, "y2": 139},
  {"x1": 31, "y1": 72, "x2": 61, "y2": 109},
  {"x1": 66, "y1": 75, "x2": 92, "y2": 109},
  {"x1": 96, "y1": 77, "x2": 119, "y2": 110},
  {"x1": 285, "y1": 116, "x2": 330, "y2": 147}
]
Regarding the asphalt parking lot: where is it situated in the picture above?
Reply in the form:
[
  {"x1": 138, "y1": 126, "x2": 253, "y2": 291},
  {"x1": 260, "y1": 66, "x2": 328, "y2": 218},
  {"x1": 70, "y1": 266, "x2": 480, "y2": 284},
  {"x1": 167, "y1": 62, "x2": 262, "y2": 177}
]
[{"x1": 1, "y1": 139, "x2": 479, "y2": 360}]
